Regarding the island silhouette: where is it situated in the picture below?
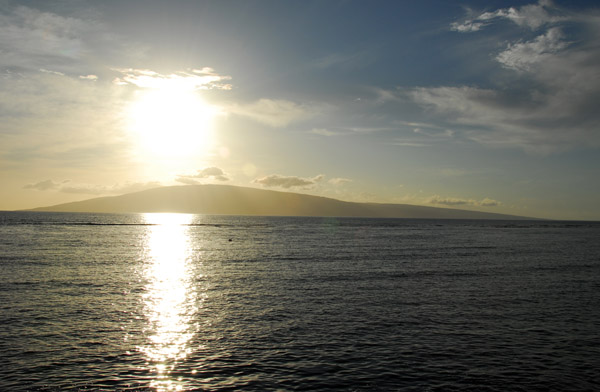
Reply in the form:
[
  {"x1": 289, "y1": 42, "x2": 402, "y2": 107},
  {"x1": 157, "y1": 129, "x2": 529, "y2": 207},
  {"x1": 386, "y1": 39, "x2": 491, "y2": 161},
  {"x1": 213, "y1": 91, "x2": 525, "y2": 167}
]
[{"x1": 30, "y1": 184, "x2": 532, "y2": 220}]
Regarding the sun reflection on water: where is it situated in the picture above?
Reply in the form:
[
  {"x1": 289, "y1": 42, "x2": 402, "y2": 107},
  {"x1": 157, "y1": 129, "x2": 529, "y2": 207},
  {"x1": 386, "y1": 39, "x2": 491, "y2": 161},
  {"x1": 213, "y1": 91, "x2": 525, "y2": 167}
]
[{"x1": 139, "y1": 213, "x2": 197, "y2": 391}]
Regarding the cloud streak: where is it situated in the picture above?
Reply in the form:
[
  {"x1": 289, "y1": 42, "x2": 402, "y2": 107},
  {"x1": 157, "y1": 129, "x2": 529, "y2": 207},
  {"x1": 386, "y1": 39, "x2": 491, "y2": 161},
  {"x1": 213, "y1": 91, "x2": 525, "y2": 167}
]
[
  {"x1": 0, "y1": 71, "x2": 131, "y2": 168},
  {"x1": 328, "y1": 178, "x2": 352, "y2": 185},
  {"x1": 227, "y1": 99, "x2": 309, "y2": 127},
  {"x1": 451, "y1": 0, "x2": 564, "y2": 32},
  {"x1": 0, "y1": 6, "x2": 89, "y2": 71},
  {"x1": 310, "y1": 128, "x2": 339, "y2": 137},
  {"x1": 113, "y1": 68, "x2": 232, "y2": 90},
  {"x1": 496, "y1": 27, "x2": 568, "y2": 72},
  {"x1": 176, "y1": 167, "x2": 230, "y2": 184},
  {"x1": 427, "y1": 195, "x2": 501, "y2": 207},
  {"x1": 24, "y1": 179, "x2": 65, "y2": 191},
  {"x1": 411, "y1": 1, "x2": 600, "y2": 153},
  {"x1": 254, "y1": 174, "x2": 324, "y2": 189},
  {"x1": 24, "y1": 180, "x2": 162, "y2": 195},
  {"x1": 0, "y1": 5, "x2": 132, "y2": 76}
]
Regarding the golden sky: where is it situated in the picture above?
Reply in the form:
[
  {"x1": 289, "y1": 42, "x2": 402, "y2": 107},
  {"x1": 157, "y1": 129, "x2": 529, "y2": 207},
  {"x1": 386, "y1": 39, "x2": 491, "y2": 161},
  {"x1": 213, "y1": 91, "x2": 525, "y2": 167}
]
[{"x1": 1, "y1": 0, "x2": 599, "y2": 219}]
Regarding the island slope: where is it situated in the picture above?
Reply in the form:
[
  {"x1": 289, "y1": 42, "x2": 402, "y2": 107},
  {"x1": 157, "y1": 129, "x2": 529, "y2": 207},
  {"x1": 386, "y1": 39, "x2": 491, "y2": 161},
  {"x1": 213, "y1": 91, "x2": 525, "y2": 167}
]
[{"x1": 30, "y1": 184, "x2": 532, "y2": 220}]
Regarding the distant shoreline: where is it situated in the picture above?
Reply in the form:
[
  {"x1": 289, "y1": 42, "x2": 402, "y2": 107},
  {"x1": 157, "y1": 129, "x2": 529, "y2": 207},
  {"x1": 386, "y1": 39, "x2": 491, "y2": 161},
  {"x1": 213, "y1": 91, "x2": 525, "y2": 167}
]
[{"x1": 25, "y1": 184, "x2": 538, "y2": 220}]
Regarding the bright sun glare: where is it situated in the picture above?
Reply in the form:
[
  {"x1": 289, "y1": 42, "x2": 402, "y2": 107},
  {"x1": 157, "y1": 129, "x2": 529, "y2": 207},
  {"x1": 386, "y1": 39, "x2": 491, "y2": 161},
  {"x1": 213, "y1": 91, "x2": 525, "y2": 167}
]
[
  {"x1": 141, "y1": 213, "x2": 197, "y2": 391},
  {"x1": 128, "y1": 84, "x2": 216, "y2": 160}
]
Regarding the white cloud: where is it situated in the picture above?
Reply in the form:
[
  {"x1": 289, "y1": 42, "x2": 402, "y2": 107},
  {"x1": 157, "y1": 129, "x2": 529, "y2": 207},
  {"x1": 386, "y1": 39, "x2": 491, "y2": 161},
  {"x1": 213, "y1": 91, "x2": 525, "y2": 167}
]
[
  {"x1": 253, "y1": 174, "x2": 324, "y2": 189},
  {"x1": 227, "y1": 99, "x2": 309, "y2": 127},
  {"x1": 0, "y1": 7, "x2": 141, "y2": 169},
  {"x1": 328, "y1": 177, "x2": 352, "y2": 185},
  {"x1": 177, "y1": 167, "x2": 230, "y2": 183},
  {"x1": 451, "y1": 0, "x2": 564, "y2": 33},
  {"x1": 367, "y1": 87, "x2": 401, "y2": 103},
  {"x1": 175, "y1": 177, "x2": 201, "y2": 186},
  {"x1": 197, "y1": 167, "x2": 229, "y2": 180},
  {"x1": 428, "y1": 195, "x2": 472, "y2": 206},
  {"x1": 0, "y1": 72, "x2": 131, "y2": 166},
  {"x1": 24, "y1": 180, "x2": 161, "y2": 195},
  {"x1": 24, "y1": 179, "x2": 63, "y2": 191},
  {"x1": 39, "y1": 68, "x2": 65, "y2": 76},
  {"x1": 113, "y1": 68, "x2": 232, "y2": 91},
  {"x1": 0, "y1": 5, "x2": 128, "y2": 76},
  {"x1": 0, "y1": 6, "x2": 89, "y2": 70},
  {"x1": 411, "y1": 86, "x2": 499, "y2": 121},
  {"x1": 480, "y1": 198, "x2": 501, "y2": 207},
  {"x1": 413, "y1": 127, "x2": 454, "y2": 138},
  {"x1": 427, "y1": 195, "x2": 501, "y2": 207},
  {"x1": 498, "y1": 0, "x2": 564, "y2": 29},
  {"x1": 496, "y1": 27, "x2": 568, "y2": 71},
  {"x1": 450, "y1": 21, "x2": 486, "y2": 33},
  {"x1": 410, "y1": 86, "x2": 556, "y2": 152},
  {"x1": 392, "y1": 141, "x2": 428, "y2": 147},
  {"x1": 310, "y1": 128, "x2": 338, "y2": 137},
  {"x1": 414, "y1": 3, "x2": 600, "y2": 153},
  {"x1": 351, "y1": 127, "x2": 393, "y2": 134},
  {"x1": 388, "y1": 122, "x2": 455, "y2": 148}
]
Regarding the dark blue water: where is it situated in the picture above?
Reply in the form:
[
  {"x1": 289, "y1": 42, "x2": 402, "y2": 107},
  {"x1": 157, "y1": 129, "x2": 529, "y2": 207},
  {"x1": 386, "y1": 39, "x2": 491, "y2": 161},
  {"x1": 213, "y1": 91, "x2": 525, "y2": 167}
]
[{"x1": 1, "y1": 211, "x2": 599, "y2": 391}]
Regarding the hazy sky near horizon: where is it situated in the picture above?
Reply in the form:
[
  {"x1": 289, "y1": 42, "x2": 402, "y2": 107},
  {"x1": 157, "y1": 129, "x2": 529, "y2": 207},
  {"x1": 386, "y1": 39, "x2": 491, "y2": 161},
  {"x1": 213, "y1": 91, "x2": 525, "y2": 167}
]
[{"x1": 1, "y1": 0, "x2": 599, "y2": 219}]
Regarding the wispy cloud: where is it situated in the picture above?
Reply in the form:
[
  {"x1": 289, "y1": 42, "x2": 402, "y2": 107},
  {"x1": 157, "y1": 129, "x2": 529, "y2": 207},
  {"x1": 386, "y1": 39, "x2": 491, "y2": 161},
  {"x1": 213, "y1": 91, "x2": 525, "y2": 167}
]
[
  {"x1": 176, "y1": 167, "x2": 230, "y2": 184},
  {"x1": 310, "y1": 50, "x2": 374, "y2": 70},
  {"x1": 0, "y1": 5, "x2": 130, "y2": 76},
  {"x1": 479, "y1": 198, "x2": 501, "y2": 207},
  {"x1": 174, "y1": 177, "x2": 201, "y2": 186},
  {"x1": 0, "y1": 6, "x2": 90, "y2": 71},
  {"x1": 451, "y1": 0, "x2": 564, "y2": 32},
  {"x1": 24, "y1": 180, "x2": 162, "y2": 195},
  {"x1": 227, "y1": 99, "x2": 309, "y2": 127},
  {"x1": 392, "y1": 141, "x2": 428, "y2": 148},
  {"x1": 347, "y1": 126, "x2": 396, "y2": 134},
  {"x1": 0, "y1": 71, "x2": 130, "y2": 166},
  {"x1": 310, "y1": 128, "x2": 339, "y2": 137},
  {"x1": 113, "y1": 68, "x2": 232, "y2": 90},
  {"x1": 410, "y1": 1, "x2": 600, "y2": 153},
  {"x1": 427, "y1": 195, "x2": 501, "y2": 207},
  {"x1": 328, "y1": 177, "x2": 352, "y2": 185},
  {"x1": 254, "y1": 174, "x2": 324, "y2": 189},
  {"x1": 39, "y1": 68, "x2": 65, "y2": 76},
  {"x1": 451, "y1": 21, "x2": 486, "y2": 33},
  {"x1": 496, "y1": 27, "x2": 569, "y2": 71},
  {"x1": 23, "y1": 179, "x2": 65, "y2": 191},
  {"x1": 390, "y1": 121, "x2": 455, "y2": 148}
]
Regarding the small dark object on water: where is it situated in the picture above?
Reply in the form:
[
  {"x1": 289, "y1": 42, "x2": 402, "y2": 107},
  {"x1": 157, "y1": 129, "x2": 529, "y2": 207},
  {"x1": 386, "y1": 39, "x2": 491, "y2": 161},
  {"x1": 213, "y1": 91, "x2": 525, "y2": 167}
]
[{"x1": 228, "y1": 238, "x2": 232, "y2": 242}]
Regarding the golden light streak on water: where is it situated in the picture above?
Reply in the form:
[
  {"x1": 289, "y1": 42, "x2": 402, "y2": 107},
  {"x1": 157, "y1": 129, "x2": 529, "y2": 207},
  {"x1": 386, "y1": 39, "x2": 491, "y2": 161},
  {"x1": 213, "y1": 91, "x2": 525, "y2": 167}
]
[{"x1": 139, "y1": 213, "x2": 196, "y2": 391}]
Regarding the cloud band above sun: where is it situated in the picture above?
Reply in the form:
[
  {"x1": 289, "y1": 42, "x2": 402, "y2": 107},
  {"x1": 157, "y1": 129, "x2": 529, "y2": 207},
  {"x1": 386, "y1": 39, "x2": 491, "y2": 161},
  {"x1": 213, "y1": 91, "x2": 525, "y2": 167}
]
[{"x1": 113, "y1": 68, "x2": 232, "y2": 91}]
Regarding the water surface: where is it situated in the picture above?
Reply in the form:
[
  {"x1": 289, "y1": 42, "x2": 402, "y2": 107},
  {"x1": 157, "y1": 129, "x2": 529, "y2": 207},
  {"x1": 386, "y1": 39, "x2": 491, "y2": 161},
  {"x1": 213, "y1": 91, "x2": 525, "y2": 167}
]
[{"x1": 1, "y1": 212, "x2": 599, "y2": 390}]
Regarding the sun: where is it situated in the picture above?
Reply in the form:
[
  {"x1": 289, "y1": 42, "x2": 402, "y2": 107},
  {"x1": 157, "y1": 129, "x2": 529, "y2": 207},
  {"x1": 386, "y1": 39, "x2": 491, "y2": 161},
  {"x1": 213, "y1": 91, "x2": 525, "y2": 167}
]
[{"x1": 127, "y1": 85, "x2": 216, "y2": 160}]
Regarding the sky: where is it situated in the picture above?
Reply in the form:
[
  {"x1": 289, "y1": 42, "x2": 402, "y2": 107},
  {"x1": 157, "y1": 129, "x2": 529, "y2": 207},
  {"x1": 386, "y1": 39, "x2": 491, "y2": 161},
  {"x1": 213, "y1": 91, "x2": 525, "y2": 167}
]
[{"x1": 1, "y1": 0, "x2": 599, "y2": 220}]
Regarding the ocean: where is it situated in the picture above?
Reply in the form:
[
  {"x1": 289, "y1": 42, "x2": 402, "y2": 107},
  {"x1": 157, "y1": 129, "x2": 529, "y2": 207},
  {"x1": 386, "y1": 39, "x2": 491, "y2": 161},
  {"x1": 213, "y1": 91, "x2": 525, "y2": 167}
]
[{"x1": 0, "y1": 211, "x2": 599, "y2": 391}]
